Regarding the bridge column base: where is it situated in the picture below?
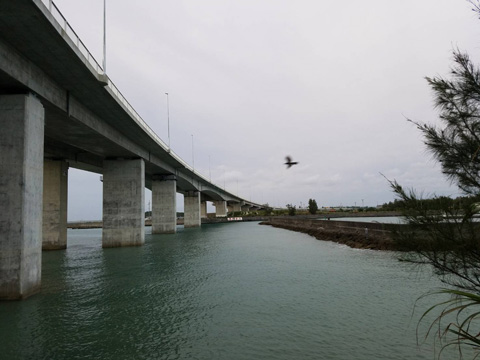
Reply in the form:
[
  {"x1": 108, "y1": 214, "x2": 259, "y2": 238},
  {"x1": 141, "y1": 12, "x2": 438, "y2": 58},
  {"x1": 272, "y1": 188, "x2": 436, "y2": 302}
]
[
  {"x1": 214, "y1": 200, "x2": 227, "y2": 217},
  {"x1": 184, "y1": 191, "x2": 201, "y2": 228},
  {"x1": 102, "y1": 159, "x2": 145, "y2": 247},
  {"x1": 0, "y1": 94, "x2": 44, "y2": 300},
  {"x1": 152, "y1": 175, "x2": 177, "y2": 234},
  {"x1": 42, "y1": 159, "x2": 68, "y2": 250}
]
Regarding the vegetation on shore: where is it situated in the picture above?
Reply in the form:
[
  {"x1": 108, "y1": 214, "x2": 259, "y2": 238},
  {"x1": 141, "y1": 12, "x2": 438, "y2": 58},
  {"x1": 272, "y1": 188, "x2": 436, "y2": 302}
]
[{"x1": 389, "y1": 1, "x2": 480, "y2": 357}]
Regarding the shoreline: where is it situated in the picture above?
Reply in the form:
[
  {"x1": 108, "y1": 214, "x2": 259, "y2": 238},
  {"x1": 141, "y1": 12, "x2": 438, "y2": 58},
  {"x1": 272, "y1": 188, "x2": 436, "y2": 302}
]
[
  {"x1": 260, "y1": 216, "x2": 402, "y2": 251},
  {"x1": 67, "y1": 216, "x2": 269, "y2": 229}
]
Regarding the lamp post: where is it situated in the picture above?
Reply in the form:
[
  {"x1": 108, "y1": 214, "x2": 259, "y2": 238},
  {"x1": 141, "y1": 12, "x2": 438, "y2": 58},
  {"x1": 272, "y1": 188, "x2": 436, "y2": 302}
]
[
  {"x1": 191, "y1": 134, "x2": 194, "y2": 171},
  {"x1": 165, "y1": 93, "x2": 170, "y2": 150}
]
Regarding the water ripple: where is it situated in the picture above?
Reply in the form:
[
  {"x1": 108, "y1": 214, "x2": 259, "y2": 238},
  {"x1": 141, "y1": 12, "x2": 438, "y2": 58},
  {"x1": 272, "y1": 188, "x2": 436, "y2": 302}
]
[{"x1": 0, "y1": 222, "x2": 454, "y2": 359}]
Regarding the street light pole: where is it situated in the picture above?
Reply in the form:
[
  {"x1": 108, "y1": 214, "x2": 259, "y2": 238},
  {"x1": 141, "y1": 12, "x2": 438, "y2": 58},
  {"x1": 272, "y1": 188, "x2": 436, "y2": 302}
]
[
  {"x1": 191, "y1": 134, "x2": 194, "y2": 171},
  {"x1": 165, "y1": 93, "x2": 170, "y2": 150}
]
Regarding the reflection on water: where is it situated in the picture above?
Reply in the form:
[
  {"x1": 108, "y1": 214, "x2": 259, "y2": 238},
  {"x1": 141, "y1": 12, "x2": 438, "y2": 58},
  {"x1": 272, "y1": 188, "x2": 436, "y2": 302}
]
[{"x1": 0, "y1": 222, "x2": 454, "y2": 359}]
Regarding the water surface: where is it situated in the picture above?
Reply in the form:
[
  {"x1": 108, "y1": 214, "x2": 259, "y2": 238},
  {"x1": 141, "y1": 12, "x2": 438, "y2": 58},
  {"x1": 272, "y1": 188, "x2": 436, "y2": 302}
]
[{"x1": 0, "y1": 222, "x2": 451, "y2": 359}]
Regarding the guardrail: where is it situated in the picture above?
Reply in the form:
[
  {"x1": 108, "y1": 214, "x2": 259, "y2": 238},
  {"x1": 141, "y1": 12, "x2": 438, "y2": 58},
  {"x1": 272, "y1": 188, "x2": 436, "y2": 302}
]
[
  {"x1": 40, "y1": 0, "x2": 103, "y2": 74},
  {"x1": 36, "y1": 0, "x2": 255, "y2": 203}
]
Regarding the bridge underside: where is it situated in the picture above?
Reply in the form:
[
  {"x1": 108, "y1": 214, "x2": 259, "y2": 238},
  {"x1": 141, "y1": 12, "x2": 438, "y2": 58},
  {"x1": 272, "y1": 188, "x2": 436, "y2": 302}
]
[{"x1": 0, "y1": 0, "x2": 263, "y2": 300}]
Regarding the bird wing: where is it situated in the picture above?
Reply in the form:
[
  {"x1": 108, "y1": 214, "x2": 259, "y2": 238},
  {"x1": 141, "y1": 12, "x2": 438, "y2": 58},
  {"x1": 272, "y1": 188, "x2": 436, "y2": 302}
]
[{"x1": 285, "y1": 156, "x2": 292, "y2": 162}]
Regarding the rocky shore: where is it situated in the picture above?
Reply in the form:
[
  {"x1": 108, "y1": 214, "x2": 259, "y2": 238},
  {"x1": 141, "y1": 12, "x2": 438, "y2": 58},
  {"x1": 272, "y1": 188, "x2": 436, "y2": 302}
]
[{"x1": 260, "y1": 217, "x2": 402, "y2": 251}]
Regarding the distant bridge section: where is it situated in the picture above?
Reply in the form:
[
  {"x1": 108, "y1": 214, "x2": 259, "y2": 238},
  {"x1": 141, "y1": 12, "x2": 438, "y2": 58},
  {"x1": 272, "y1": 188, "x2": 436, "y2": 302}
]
[{"x1": 0, "y1": 0, "x2": 263, "y2": 300}]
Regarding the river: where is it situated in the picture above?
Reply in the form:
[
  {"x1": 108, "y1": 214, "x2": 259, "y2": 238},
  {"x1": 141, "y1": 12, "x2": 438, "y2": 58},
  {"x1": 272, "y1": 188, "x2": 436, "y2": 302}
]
[{"x1": 0, "y1": 222, "x2": 455, "y2": 359}]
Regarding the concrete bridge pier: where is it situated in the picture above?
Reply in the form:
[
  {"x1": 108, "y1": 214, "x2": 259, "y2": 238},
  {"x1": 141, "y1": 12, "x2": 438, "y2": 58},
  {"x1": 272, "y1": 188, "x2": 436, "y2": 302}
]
[
  {"x1": 152, "y1": 175, "x2": 177, "y2": 234},
  {"x1": 241, "y1": 205, "x2": 250, "y2": 213},
  {"x1": 214, "y1": 200, "x2": 227, "y2": 217},
  {"x1": 0, "y1": 94, "x2": 44, "y2": 300},
  {"x1": 231, "y1": 203, "x2": 242, "y2": 214},
  {"x1": 42, "y1": 159, "x2": 68, "y2": 250},
  {"x1": 184, "y1": 191, "x2": 201, "y2": 228},
  {"x1": 102, "y1": 159, "x2": 145, "y2": 247},
  {"x1": 201, "y1": 201, "x2": 207, "y2": 219}
]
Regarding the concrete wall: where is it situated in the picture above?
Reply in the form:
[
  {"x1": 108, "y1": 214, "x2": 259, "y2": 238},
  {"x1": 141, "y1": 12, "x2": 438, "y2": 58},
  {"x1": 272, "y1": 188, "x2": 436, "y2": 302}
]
[{"x1": 0, "y1": 94, "x2": 44, "y2": 299}]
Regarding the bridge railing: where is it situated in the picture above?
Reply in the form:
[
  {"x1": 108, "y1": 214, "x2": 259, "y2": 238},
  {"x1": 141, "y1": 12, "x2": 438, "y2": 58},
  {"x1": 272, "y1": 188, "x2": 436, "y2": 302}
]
[
  {"x1": 37, "y1": 0, "x2": 248, "y2": 201},
  {"x1": 39, "y1": 0, "x2": 103, "y2": 75}
]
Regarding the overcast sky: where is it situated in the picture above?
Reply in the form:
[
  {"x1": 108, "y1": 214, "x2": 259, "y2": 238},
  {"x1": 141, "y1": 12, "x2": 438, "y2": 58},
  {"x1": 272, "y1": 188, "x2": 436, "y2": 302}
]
[{"x1": 52, "y1": 0, "x2": 480, "y2": 220}]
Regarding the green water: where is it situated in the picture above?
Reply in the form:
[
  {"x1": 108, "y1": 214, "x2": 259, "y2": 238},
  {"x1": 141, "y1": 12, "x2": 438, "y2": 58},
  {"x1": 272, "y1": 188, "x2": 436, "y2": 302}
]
[{"x1": 0, "y1": 222, "x2": 453, "y2": 359}]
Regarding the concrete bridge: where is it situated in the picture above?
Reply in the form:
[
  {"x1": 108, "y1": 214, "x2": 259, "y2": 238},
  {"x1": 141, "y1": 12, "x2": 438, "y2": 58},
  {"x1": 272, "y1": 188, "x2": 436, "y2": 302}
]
[{"x1": 0, "y1": 0, "x2": 264, "y2": 299}]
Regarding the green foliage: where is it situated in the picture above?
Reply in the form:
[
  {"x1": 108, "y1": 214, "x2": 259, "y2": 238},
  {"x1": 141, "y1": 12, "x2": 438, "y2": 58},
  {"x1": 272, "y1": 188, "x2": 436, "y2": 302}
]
[
  {"x1": 419, "y1": 53, "x2": 480, "y2": 196},
  {"x1": 261, "y1": 204, "x2": 274, "y2": 216},
  {"x1": 417, "y1": 289, "x2": 480, "y2": 358},
  {"x1": 286, "y1": 204, "x2": 296, "y2": 216},
  {"x1": 381, "y1": 199, "x2": 405, "y2": 211},
  {"x1": 391, "y1": 2, "x2": 480, "y2": 357},
  {"x1": 308, "y1": 199, "x2": 318, "y2": 215}
]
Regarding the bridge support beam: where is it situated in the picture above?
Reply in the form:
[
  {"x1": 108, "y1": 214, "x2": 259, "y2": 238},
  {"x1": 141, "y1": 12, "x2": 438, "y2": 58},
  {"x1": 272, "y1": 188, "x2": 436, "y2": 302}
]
[
  {"x1": 102, "y1": 159, "x2": 145, "y2": 247},
  {"x1": 214, "y1": 201, "x2": 227, "y2": 217},
  {"x1": 0, "y1": 94, "x2": 44, "y2": 300},
  {"x1": 184, "y1": 192, "x2": 201, "y2": 228},
  {"x1": 152, "y1": 175, "x2": 177, "y2": 234},
  {"x1": 201, "y1": 201, "x2": 207, "y2": 219},
  {"x1": 42, "y1": 159, "x2": 68, "y2": 250}
]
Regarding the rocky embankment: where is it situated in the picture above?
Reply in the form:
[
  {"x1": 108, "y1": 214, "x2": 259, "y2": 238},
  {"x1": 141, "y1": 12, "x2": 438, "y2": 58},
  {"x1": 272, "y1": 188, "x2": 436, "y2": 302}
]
[{"x1": 260, "y1": 217, "x2": 402, "y2": 251}]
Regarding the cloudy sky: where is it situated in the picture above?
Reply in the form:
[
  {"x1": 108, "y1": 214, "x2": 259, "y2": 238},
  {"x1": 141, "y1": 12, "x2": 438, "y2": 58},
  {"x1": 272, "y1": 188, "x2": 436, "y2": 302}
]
[{"x1": 52, "y1": 0, "x2": 480, "y2": 220}]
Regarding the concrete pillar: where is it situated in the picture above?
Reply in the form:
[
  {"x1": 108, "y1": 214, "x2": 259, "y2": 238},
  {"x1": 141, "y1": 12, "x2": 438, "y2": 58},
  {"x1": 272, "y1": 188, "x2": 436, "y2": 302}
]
[
  {"x1": 227, "y1": 205, "x2": 233, "y2": 213},
  {"x1": 241, "y1": 205, "x2": 250, "y2": 213},
  {"x1": 184, "y1": 191, "x2": 201, "y2": 228},
  {"x1": 152, "y1": 175, "x2": 176, "y2": 234},
  {"x1": 0, "y1": 94, "x2": 44, "y2": 300},
  {"x1": 214, "y1": 200, "x2": 227, "y2": 217},
  {"x1": 102, "y1": 159, "x2": 145, "y2": 247},
  {"x1": 232, "y1": 203, "x2": 242, "y2": 213},
  {"x1": 200, "y1": 201, "x2": 207, "y2": 219},
  {"x1": 42, "y1": 159, "x2": 68, "y2": 250}
]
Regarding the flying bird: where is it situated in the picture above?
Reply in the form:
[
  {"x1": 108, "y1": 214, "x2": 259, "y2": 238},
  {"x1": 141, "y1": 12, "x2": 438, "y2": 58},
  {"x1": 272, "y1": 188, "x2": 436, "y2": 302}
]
[{"x1": 284, "y1": 156, "x2": 298, "y2": 169}]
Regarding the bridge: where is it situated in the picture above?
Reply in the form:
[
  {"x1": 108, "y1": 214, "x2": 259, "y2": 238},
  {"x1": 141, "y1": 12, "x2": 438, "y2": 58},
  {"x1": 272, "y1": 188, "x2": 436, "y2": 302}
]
[{"x1": 0, "y1": 0, "x2": 264, "y2": 299}]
